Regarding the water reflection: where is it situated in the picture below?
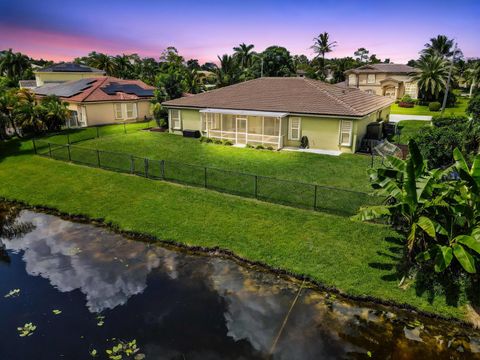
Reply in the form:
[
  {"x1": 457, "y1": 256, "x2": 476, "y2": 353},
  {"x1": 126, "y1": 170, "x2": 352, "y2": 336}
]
[{"x1": 1, "y1": 207, "x2": 480, "y2": 359}]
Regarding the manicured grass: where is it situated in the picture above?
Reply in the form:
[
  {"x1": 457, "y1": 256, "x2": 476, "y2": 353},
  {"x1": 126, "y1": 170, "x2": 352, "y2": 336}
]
[
  {"x1": 391, "y1": 96, "x2": 468, "y2": 116},
  {"x1": 0, "y1": 138, "x2": 470, "y2": 320},
  {"x1": 394, "y1": 120, "x2": 432, "y2": 145},
  {"x1": 41, "y1": 131, "x2": 374, "y2": 192}
]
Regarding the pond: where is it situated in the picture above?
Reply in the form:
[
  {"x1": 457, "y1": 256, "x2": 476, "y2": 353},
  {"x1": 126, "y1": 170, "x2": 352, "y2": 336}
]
[{"x1": 0, "y1": 203, "x2": 479, "y2": 359}]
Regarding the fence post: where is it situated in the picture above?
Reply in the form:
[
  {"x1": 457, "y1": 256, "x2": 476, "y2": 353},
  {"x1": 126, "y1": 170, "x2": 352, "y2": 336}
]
[
  {"x1": 204, "y1": 167, "x2": 207, "y2": 188},
  {"x1": 144, "y1": 158, "x2": 149, "y2": 178},
  {"x1": 96, "y1": 149, "x2": 101, "y2": 167},
  {"x1": 313, "y1": 185, "x2": 318, "y2": 210},
  {"x1": 67, "y1": 144, "x2": 71, "y2": 161},
  {"x1": 130, "y1": 155, "x2": 135, "y2": 174},
  {"x1": 32, "y1": 138, "x2": 37, "y2": 154},
  {"x1": 254, "y1": 175, "x2": 258, "y2": 198},
  {"x1": 96, "y1": 127, "x2": 100, "y2": 138},
  {"x1": 48, "y1": 143, "x2": 52, "y2": 158},
  {"x1": 161, "y1": 160, "x2": 165, "y2": 179}
]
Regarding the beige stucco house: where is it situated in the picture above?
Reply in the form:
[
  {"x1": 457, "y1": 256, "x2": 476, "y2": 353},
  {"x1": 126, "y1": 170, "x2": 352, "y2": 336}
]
[
  {"x1": 34, "y1": 62, "x2": 106, "y2": 86},
  {"x1": 163, "y1": 77, "x2": 393, "y2": 154},
  {"x1": 344, "y1": 64, "x2": 419, "y2": 99},
  {"x1": 34, "y1": 76, "x2": 154, "y2": 127}
]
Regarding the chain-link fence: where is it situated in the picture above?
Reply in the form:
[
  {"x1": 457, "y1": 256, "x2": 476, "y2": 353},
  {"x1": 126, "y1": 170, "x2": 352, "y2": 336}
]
[
  {"x1": 33, "y1": 139, "x2": 382, "y2": 216},
  {"x1": 39, "y1": 120, "x2": 157, "y2": 145}
]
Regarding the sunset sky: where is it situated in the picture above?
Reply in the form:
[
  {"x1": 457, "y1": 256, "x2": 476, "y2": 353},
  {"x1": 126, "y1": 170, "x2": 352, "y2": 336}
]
[{"x1": 1, "y1": 0, "x2": 479, "y2": 64}]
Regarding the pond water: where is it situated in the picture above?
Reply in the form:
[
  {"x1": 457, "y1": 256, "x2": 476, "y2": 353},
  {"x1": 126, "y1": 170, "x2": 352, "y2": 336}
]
[{"x1": 0, "y1": 204, "x2": 479, "y2": 359}]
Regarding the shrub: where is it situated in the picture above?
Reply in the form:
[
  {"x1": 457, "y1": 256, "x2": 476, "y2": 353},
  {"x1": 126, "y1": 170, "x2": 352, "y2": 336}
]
[
  {"x1": 222, "y1": 140, "x2": 233, "y2": 146},
  {"x1": 428, "y1": 102, "x2": 441, "y2": 111},
  {"x1": 432, "y1": 114, "x2": 469, "y2": 127},
  {"x1": 398, "y1": 102, "x2": 415, "y2": 108},
  {"x1": 400, "y1": 94, "x2": 415, "y2": 104},
  {"x1": 213, "y1": 139, "x2": 222, "y2": 144},
  {"x1": 266, "y1": 146, "x2": 274, "y2": 150},
  {"x1": 467, "y1": 94, "x2": 480, "y2": 121},
  {"x1": 246, "y1": 143, "x2": 254, "y2": 148},
  {"x1": 255, "y1": 144, "x2": 265, "y2": 150}
]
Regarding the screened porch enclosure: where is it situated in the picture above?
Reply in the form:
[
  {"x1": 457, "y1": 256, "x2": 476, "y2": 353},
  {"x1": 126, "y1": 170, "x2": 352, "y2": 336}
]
[{"x1": 200, "y1": 109, "x2": 288, "y2": 149}]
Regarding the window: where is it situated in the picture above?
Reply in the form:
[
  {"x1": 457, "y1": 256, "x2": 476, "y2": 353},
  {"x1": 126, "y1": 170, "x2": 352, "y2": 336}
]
[
  {"x1": 125, "y1": 103, "x2": 136, "y2": 119},
  {"x1": 115, "y1": 104, "x2": 123, "y2": 119},
  {"x1": 405, "y1": 82, "x2": 418, "y2": 99},
  {"x1": 365, "y1": 89, "x2": 374, "y2": 95},
  {"x1": 114, "y1": 103, "x2": 137, "y2": 120},
  {"x1": 288, "y1": 117, "x2": 301, "y2": 141},
  {"x1": 367, "y1": 74, "x2": 376, "y2": 84},
  {"x1": 340, "y1": 120, "x2": 353, "y2": 146},
  {"x1": 170, "y1": 109, "x2": 181, "y2": 129},
  {"x1": 348, "y1": 74, "x2": 357, "y2": 86}
]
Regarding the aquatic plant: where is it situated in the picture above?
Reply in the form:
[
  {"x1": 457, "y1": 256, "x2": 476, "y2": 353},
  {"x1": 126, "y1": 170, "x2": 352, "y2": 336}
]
[
  {"x1": 4, "y1": 288, "x2": 20, "y2": 298},
  {"x1": 17, "y1": 322, "x2": 36, "y2": 337}
]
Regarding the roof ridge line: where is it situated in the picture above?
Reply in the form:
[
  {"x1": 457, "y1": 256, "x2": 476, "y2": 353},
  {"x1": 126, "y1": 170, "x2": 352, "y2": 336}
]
[
  {"x1": 81, "y1": 77, "x2": 110, "y2": 102},
  {"x1": 304, "y1": 78, "x2": 358, "y2": 114}
]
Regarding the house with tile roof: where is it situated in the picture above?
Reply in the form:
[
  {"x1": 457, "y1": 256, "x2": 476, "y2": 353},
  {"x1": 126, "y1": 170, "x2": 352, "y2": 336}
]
[
  {"x1": 33, "y1": 76, "x2": 154, "y2": 127},
  {"x1": 343, "y1": 63, "x2": 420, "y2": 100},
  {"x1": 162, "y1": 77, "x2": 393, "y2": 154},
  {"x1": 34, "y1": 62, "x2": 106, "y2": 87}
]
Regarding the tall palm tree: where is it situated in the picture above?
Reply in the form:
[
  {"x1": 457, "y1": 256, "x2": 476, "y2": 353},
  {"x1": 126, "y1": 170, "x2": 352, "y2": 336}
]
[
  {"x1": 411, "y1": 55, "x2": 449, "y2": 100},
  {"x1": 0, "y1": 49, "x2": 31, "y2": 82},
  {"x1": 233, "y1": 43, "x2": 255, "y2": 69},
  {"x1": 465, "y1": 61, "x2": 480, "y2": 97},
  {"x1": 311, "y1": 32, "x2": 337, "y2": 79},
  {"x1": 15, "y1": 89, "x2": 41, "y2": 133},
  {"x1": 422, "y1": 35, "x2": 462, "y2": 59}
]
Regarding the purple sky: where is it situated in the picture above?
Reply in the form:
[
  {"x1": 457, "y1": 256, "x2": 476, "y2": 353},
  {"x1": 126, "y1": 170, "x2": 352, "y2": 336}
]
[{"x1": 0, "y1": 0, "x2": 479, "y2": 64}]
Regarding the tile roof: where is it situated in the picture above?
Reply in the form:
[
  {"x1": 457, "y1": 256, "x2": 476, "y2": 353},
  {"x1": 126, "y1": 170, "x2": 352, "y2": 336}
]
[
  {"x1": 163, "y1": 77, "x2": 393, "y2": 117},
  {"x1": 36, "y1": 62, "x2": 105, "y2": 73},
  {"x1": 345, "y1": 63, "x2": 419, "y2": 74},
  {"x1": 34, "y1": 77, "x2": 154, "y2": 103}
]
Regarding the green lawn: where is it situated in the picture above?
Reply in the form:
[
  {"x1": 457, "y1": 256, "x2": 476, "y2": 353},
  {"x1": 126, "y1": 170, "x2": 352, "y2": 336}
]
[
  {"x1": 0, "y1": 138, "x2": 471, "y2": 320},
  {"x1": 394, "y1": 120, "x2": 432, "y2": 145},
  {"x1": 391, "y1": 96, "x2": 468, "y2": 116},
  {"x1": 40, "y1": 131, "x2": 373, "y2": 192}
]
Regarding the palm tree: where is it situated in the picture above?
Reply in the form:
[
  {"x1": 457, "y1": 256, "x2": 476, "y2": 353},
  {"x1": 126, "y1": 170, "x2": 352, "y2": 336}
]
[
  {"x1": 311, "y1": 32, "x2": 337, "y2": 79},
  {"x1": 15, "y1": 89, "x2": 42, "y2": 133},
  {"x1": 214, "y1": 55, "x2": 242, "y2": 87},
  {"x1": 422, "y1": 35, "x2": 462, "y2": 59},
  {"x1": 90, "y1": 53, "x2": 116, "y2": 76},
  {"x1": 311, "y1": 32, "x2": 337, "y2": 61},
  {"x1": 233, "y1": 43, "x2": 255, "y2": 69},
  {"x1": 411, "y1": 55, "x2": 449, "y2": 100},
  {"x1": 0, "y1": 49, "x2": 31, "y2": 82},
  {"x1": 0, "y1": 89, "x2": 22, "y2": 137},
  {"x1": 113, "y1": 54, "x2": 133, "y2": 79},
  {"x1": 465, "y1": 61, "x2": 480, "y2": 97}
]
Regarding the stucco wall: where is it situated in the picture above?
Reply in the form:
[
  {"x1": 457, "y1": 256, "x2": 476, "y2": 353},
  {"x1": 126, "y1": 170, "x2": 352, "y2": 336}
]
[
  {"x1": 35, "y1": 72, "x2": 104, "y2": 86},
  {"x1": 75, "y1": 101, "x2": 152, "y2": 126},
  {"x1": 347, "y1": 73, "x2": 418, "y2": 98}
]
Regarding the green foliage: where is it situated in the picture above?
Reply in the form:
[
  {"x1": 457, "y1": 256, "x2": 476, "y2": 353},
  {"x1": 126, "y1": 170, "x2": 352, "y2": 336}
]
[
  {"x1": 467, "y1": 94, "x2": 480, "y2": 120},
  {"x1": 257, "y1": 46, "x2": 295, "y2": 77},
  {"x1": 400, "y1": 95, "x2": 416, "y2": 104},
  {"x1": 357, "y1": 140, "x2": 480, "y2": 279},
  {"x1": 222, "y1": 139, "x2": 233, "y2": 146},
  {"x1": 413, "y1": 115, "x2": 479, "y2": 168},
  {"x1": 255, "y1": 144, "x2": 265, "y2": 150},
  {"x1": 412, "y1": 55, "x2": 449, "y2": 100},
  {"x1": 106, "y1": 339, "x2": 143, "y2": 360},
  {"x1": 428, "y1": 102, "x2": 441, "y2": 111},
  {"x1": 213, "y1": 138, "x2": 222, "y2": 144},
  {"x1": 17, "y1": 322, "x2": 36, "y2": 337}
]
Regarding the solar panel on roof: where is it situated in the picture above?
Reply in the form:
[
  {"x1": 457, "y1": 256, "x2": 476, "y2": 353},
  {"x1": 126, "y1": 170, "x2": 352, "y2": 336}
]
[
  {"x1": 102, "y1": 83, "x2": 153, "y2": 97},
  {"x1": 34, "y1": 79, "x2": 97, "y2": 97}
]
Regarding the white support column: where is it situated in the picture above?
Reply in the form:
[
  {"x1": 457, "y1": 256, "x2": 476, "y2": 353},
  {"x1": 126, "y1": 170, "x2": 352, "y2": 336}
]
[
  {"x1": 246, "y1": 116, "x2": 249, "y2": 145},
  {"x1": 220, "y1": 114, "x2": 223, "y2": 140},
  {"x1": 206, "y1": 113, "x2": 209, "y2": 138},
  {"x1": 261, "y1": 116, "x2": 265, "y2": 146},
  {"x1": 277, "y1": 117, "x2": 282, "y2": 149}
]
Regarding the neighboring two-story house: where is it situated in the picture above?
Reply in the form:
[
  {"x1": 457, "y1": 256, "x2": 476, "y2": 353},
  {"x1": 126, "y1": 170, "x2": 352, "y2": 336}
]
[{"x1": 343, "y1": 64, "x2": 419, "y2": 99}]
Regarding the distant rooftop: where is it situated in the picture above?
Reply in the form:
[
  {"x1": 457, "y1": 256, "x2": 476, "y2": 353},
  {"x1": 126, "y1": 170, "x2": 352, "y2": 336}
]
[
  {"x1": 18, "y1": 80, "x2": 37, "y2": 88},
  {"x1": 345, "y1": 63, "x2": 419, "y2": 75},
  {"x1": 33, "y1": 76, "x2": 154, "y2": 102},
  {"x1": 36, "y1": 62, "x2": 105, "y2": 74}
]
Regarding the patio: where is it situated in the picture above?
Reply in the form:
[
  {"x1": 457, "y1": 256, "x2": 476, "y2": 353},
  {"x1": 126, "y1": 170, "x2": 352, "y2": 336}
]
[{"x1": 201, "y1": 109, "x2": 288, "y2": 149}]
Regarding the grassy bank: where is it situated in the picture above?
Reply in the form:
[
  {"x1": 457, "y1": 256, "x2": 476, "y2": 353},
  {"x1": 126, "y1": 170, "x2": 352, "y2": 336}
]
[
  {"x1": 41, "y1": 131, "x2": 373, "y2": 192},
  {"x1": 0, "y1": 138, "x2": 472, "y2": 320},
  {"x1": 394, "y1": 120, "x2": 432, "y2": 145}
]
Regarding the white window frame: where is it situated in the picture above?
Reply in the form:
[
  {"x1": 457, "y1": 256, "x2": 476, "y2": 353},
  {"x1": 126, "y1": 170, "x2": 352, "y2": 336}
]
[
  {"x1": 170, "y1": 109, "x2": 182, "y2": 130},
  {"x1": 339, "y1": 120, "x2": 353, "y2": 147},
  {"x1": 114, "y1": 103, "x2": 123, "y2": 119},
  {"x1": 367, "y1": 74, "x2": 376, "y2": 84},
  {"x1": 125, "y1": 103, "x2": 137, "y2": 119},
  {"x1": 348, "y1": 74, "x2": 357, "y2": 86},
  {"x1": 288, "y1": 117, "x2": 301, "y2": 141}
]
